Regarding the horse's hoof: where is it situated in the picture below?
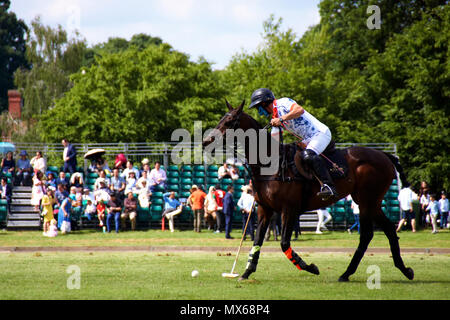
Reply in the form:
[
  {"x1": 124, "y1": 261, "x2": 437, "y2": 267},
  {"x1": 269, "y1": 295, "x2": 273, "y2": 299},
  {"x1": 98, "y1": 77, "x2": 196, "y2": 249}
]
[
  {"x1": 238, "y1": 276, "x2": 247, "y2": 282},
  {"x1": 307, "y1": 264, "x2": 320, "y2": 275},
  {"x1": 404, "y1": 267, "x2": 414, "y2": 280},
  {"x1": 338, "y1": 275, "x2": 349, "y2": 282}
]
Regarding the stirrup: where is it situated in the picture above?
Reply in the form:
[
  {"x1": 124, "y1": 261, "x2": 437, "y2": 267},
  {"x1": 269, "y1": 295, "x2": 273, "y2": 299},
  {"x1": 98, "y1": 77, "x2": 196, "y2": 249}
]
[{"x1": 317, "y1": 184, "x2": 337, "y2": 200}]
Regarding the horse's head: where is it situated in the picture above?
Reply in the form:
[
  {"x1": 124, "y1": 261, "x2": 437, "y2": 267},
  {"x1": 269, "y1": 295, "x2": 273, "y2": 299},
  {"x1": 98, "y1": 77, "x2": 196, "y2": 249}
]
[{"x1": 202, "y1": 99, "x2": 245, "y2": 147}]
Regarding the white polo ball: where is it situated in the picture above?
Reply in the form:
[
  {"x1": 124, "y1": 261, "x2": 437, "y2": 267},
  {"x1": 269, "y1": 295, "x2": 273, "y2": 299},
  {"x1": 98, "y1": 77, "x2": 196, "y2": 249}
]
[{"x1": 191, "y1": 270, "x2": 199, "y2": 278}]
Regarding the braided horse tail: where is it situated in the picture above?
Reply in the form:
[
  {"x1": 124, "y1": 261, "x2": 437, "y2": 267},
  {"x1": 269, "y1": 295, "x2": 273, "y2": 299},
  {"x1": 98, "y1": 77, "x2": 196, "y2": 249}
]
[{"x1": 384, "y1": 152, "x2": 409, "y2": 187}]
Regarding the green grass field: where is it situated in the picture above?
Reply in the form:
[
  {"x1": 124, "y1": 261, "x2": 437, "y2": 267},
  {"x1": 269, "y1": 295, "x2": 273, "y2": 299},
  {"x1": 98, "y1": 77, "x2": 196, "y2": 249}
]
[{"x1": 0, "y1": 229, "x2": 449, "y2": 300}]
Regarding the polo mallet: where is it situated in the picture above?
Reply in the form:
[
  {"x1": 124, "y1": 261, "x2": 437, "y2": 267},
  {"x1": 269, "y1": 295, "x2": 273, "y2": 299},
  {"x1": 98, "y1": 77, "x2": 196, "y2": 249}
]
[{"x1": 222, "y1": 199, "x2": 256, "y2": 278}]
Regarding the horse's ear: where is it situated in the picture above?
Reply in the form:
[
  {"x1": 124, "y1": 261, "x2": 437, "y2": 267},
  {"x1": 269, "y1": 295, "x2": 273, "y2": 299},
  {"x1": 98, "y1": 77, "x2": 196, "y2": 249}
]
[
  {"x1": 225, "y1": 99, "x2": 233, "y2": 111},
  {"x1": 237, "y1": 100, "x2": 245, "y2": 113}
]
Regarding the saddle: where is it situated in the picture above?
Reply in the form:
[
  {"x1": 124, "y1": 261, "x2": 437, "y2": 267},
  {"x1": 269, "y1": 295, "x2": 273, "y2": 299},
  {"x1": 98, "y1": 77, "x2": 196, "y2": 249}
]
[{"x1": 281, "y1": 140, "x2": 348, "y2": 182}]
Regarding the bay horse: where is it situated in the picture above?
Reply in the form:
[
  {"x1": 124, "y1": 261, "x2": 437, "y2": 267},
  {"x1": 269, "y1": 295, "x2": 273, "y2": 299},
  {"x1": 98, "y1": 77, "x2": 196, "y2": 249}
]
[{"x1": 202, "y1": 100, "x2": 414, "y2": 282}]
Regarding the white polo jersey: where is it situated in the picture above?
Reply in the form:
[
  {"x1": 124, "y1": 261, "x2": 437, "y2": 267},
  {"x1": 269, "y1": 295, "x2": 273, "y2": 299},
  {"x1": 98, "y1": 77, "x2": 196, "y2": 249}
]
[{"x1": 271, "y1": 98, "x2": 331, "y2": 154}]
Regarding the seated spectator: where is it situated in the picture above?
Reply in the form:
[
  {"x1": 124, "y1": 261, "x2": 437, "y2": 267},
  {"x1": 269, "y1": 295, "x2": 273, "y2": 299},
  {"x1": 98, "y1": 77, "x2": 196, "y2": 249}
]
[
  {"x1": 121, "y1": 161, "x2": 140, "y2": 180},
  {"x1": 97, "y1": 201, "x2": 107, "y2": 228},
  {"x1": 46, "y1": 172, "x2": 57, "y2": 189},
  {"x1": 149, "y1": 161, "x2": 167, "y2": 192},
  {"x1": 15, "y1": 150, "x2": 32, "y2": 186},
  {"x1": 82, "y1": 187, "x2": 95, "y2": 205},
  {"x1": 106, "y1": 193, "x2": 122, "y2": 233},
  {"x1": 140, "y1": 158, "x2": 150, "y2": 174},
  {"x1": 138, "y1": 180, "x2": 152, "y2": 208},
  {"x1": 114, "y1": 153, "x2": 127, "y2": 170},
  {"x1": 96, "y1": 157, "x2": 111, "y2": 175},
  {"x1": 122, "y1": 191, "x2": 138, "y2": 231},
  {"x1": 0, "y1": 177, "x2": 12, "y2": 212},
  {"x1": 30, "y1": 151, "x2": 47, "y2": 175},
  {"x1": 230, "y1": 165, "x2": 240, "y2": 180},
  {"x1": 136, "y1": 170, "x2": 151, "y2": 190},
  {"x1": 94, "y1": 170, "x2": 110, "y2": 190},
  {"x1": 124, "y1": 171, "x2": 137, "y2": 195},
  {"x1": 55, "y1": 171, "x2": 70, "y2": 188},
  {"x1": 1, "y1": 151, "x2": 15, "y2": 175},
  {"x1": 94, "y1": 179, "x2": 111, "y2": 205},
  {"x1": 84, "y1": 199, "x2": 96, "y2": 221},
  {"x1": 162, "y1": 191, "x2": 182, "y2": 233},
  {"x1": 218, "y1": 162, "x2": 240, "y2": 180},
  {"x1": 70, "y1": 172, "x2": 84, "y2": 191},
  {"x1": 109, "y1": 167, "x2": 126, "y2": 199}
]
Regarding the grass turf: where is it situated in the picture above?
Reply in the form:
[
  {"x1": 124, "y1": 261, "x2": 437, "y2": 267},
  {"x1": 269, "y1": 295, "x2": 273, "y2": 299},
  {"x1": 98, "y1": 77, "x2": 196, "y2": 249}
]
[{"x1": 0, "y1": 251, "x2": 448, "y2": 300}]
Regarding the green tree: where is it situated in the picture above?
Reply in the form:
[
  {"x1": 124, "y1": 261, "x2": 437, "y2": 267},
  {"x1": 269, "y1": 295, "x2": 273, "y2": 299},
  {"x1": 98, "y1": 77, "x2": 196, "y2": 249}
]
[
  {"x1": 0, "y1": 0, "x2": 28, "y2": 112},
  {"x1": 13, "y1": 16, "x2": 86, "y2": 120},
  {"x1": 39, "y1": 44, "x2": 225, "y2": 143}
]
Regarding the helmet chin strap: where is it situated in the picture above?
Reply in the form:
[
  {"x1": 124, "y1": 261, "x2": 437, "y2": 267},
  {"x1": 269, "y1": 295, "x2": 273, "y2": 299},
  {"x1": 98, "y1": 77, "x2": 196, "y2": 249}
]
[{"x1": 258, "y1": 106, "x2": 270, "y2": 117}]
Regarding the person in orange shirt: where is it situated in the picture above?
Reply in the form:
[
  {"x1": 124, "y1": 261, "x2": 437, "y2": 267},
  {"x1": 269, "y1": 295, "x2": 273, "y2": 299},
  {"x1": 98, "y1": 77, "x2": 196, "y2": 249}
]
[{"x1": 189, "y1": 185, "x2": 207, "y2": 232}]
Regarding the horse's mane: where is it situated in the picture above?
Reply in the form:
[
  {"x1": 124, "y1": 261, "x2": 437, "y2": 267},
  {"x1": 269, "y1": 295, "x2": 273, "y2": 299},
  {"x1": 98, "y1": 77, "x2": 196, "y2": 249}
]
[{"x1": 241, "y1": 112, "x2": 263, "y2": 130}]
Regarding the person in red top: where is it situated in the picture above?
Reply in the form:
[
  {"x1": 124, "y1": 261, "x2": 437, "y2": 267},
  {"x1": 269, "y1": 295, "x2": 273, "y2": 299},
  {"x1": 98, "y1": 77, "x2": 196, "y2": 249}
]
[
  {"x1": 190, "y1": 185, "x2": 207, "y2": 233},
  {"x1": 214, "y1": 184, "x2": 226, "y2": 234}
]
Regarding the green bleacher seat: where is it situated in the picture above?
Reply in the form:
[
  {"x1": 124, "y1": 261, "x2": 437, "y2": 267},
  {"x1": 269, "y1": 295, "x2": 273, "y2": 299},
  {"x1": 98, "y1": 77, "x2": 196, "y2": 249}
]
[
  {"x1": 207, "y1": 171, "x2": 218, "y2": 178},
  {"x1": 181, "y1": 184, "x2": 192, "y2": 191},
  {"x1": 333, "y1": 206, "x2": 346, "y2": 214},
  {"x1": 389, "y1": 185, "x2": 399, "y2": 192},
  {"x1": 137, "y1": 207, "x2": 151, "y2": 223},
  {"x1": 76, "y1": 166, "x2": 84, "y2": 172},
  {"x1": 194, "y1": 165, "x2": 205, "y2": 171},
  {"x1": 168, "y1": 171, "x2": 179, "y2": 178},
  {"x1": 234, "y1": 178, "x2": 245, "y2": 185},
  {"x1": 389, "y1": 200, "x2": 400, "y2": 207},
  {"x1": 180, "y1": 171, "x2": 192, "y2": 178},
  {"x1": 88, "y1": 172, "x2": 99, "y2": 178},
  {"x1": 152, "y1": 198, "x2": 164, "y2": 206},
  {"x1": 181, "y1": 178, "x2": 192, "y2": 185},
  {"x1": 152, "y1": 192, "x2": 164, "y2": 198},
  {"x1": 221, "y1": 178, "x2": 233, "y2": 185},
  {"x1": 193, "y1": 171, "x2": 205, "y2": 178},
  {"x1": 168, "y1": 178, "x2": 179, "y2": 184},
  {"x1": 168, "y1": 184, "x2": 179, "y2": 192},
  {"x1": 2, "y1": 172, "x2": 12, "y2": 178},
  {"x1": 180, "y1": 191, "x2": 191, "y2": 198},
  {"x1": 151, "y1": 205, "x2": 163, "y2": 221},
  {"x1": 391, "y1": 179, "x2": 398, "y2": 185},
  {"x1": 168, "y1": 165, "x2": 179, "y2": 171},
  {"x1": 207, "y1": 165, "x2": 218, "y2": 172},
  {"x1": 193, "y1": 178, "x2": 204, "y2": 185},
  {"x1": 48, "y1": 166, "x2": 59, "y2": 173},
  {"x1": 207, "y1": 177, "x2": 219, "y2": 185},
  {"x1": 181, "y1": 165, "x2": 192, "y2": 172},
  {"x1": 0, "y1": 199, "x2": 7, "y2": 205}
]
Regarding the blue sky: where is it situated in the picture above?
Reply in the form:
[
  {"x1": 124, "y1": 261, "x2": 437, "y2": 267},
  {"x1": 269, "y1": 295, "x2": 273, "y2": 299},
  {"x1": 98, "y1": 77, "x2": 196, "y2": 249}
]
[{"x1": 10, "y1": 0, "x2": 321, "y2": 69}]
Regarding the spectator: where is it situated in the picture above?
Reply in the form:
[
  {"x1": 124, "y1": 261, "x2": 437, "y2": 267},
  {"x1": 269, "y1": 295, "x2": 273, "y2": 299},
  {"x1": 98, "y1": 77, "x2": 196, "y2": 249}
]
[
  {"x1": 56, "y1": 171, "x2": 70, "y2": 188},
  {"x1": 47, "y1": 219, "x2": 58, "y2": 237},
  {"x1": 84, "y1": 199, "x2": 97, "y2": 222},
  {"x1": 230, "y1": 165, "x2": 240, "y2": 180},
  {"x1": 15, "y1": 150, "x2": 32, "y2": 186},
  {"x1": 96, "y1": 200, "x2": 106, "y2": 228},
  {"x1": 122, "y1": 191, "x2": 138, "y2": 231},
  {"x1": 95, "y1": 157, "x2": 111, "y2": 175},
  {"x1": 136, "y1": 170, "x2": 151, "y2": 190},
  {"x1": 347, "y1": 195, "x2": 361, "y2": 234},
  {"x1": 94, "y1": 179, "x2": 111, "y2": 205},
  {"x1": 237, "y1": 185, "x2": 255, "y2": 241},
  {"x1": 70, "y1": 172, "x2": 84, "y2": 191},
  {"x1": 110, "y1": 168, "x2": 126, "y2": 199},
  {"x1": 396, "y1": 183, "x2": 418, "y2": 233},
  {"x1": 162, "y1": 191, "x2": 182, "y2": 233},
  {"x1": 1, "y1": 151, "x2": 15, "y2": 175},
  {"x1": 316, "y1": 207, "x2": 332, "y2": 234},
  {"x1": 190, "y1": 185, "x2": 206, "y2": 233},
  {"x1": 439, "y1": 191, "x2": 449, "y2": 229},
  {"x1": 41, "y1": 187, "x2": 55, "y2": 236},
  {"x1": 427, "y1": 194, "x2": 440, "y2": 234},
  {"x1": 218, "y1": 162, "x2": 232, "y2": 180},
  {"x1": 30, "y1": 151, "x2": 47, "y2": 175},
  {"x1": 106, "y1": 193, "x2": 122, "y2": 233},
  {"x1": 124, "y1": 171, "x2": 137, "y2": 195},
  {"x1": 57, "y1": 194, "x2": 72, "y2": 232},
  {"x1": 31, "y1": 171, "x2": 45, "y2": 211},
  {"x1": 223, "y1": 185, "x2": 235, "y2": 239},
  {"x1": 121, "y1": 161, "x2": 140, "y2": 180},
  {"x1": 46, "y1": 172, "x2": 57, "y2": 189},
  {"x1": 418, "y1": 181, "x2": 431, "y2": 226},
  {"x1": 94, "y1": 170, "x2": 110, "y2": 190},
  {"x1": 149, "y1": 161, "x2": 167, "y2": 192},
  {"x1": 214, "y1": 184, "x2": 226, "y2": 234},
  {"x1": 82, "y1": 188, "x2": 95, "y2": 205},
  {"x1": 140, "y1": 158, "x2": 150, "y2": 175},
  {"x1": 114, "y1": 153, "x2": 127, "y2": 170},
  {"x1": 55, "y1": 183, "x2": 69, "y2": 208},
  {"x1": 204, "y1": 186, "x2": 218, "y2": 231},
  {"x1": 62, "y1": 139, "x2": 77, "y2": 175},
  {"x1": 137, "y1": 180, "x2": 152, "y2": 208},
  {"x1": 0, "y1": 177, "x2": 12, "y2": 213}
]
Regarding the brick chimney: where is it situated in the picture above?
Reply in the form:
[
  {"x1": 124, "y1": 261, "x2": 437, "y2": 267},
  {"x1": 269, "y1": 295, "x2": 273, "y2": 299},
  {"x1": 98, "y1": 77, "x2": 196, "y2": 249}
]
[{"x1": 8, "y1": 90, "x2": 22, "y2": 119}]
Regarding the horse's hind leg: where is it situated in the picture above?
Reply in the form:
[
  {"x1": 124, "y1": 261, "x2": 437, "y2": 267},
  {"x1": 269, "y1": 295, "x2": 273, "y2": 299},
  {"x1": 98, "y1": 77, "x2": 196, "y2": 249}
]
[
  {"x1": 339, "y1": 214, "x2": 374, "y2": 282},
  {"x1": 373, "y1": 212, "x2": 414, "y2": 280},
  {"x1": 281, "y1": 208, "x2": 319, "y2": 275},
  {"x1": 239, "y1": 205, "x2": 272, "y2": 281}
]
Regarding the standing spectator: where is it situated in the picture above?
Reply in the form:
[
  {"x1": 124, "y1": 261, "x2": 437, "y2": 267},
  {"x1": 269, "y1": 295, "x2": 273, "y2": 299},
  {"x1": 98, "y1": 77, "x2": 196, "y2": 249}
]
[
  {"x1": 223, "y1": 185, "x2": 235, "y2": 239},
  {"x1": 204, "y1": 186, "x2": 218, "y2": 231},
  {"x1": 190, "y1": 185, "x2": 206, "y2": 233},
  {"x1": 15, "y1": 150, "x2": 32, "y2": 186},
  {"x1": 347, "y1": 195, "x2": 361, "y2": 234},
  {"x1": 149, "y1": 161, "x2": 167, "y2": 192},
  {"x1": 1, "y1": 151, "x2": 15, "y2": 175},
  {"x1": 41, "y1": 187, "x2": 55, "y2": 236},
  {"x1": 418, "y1": 181, "x2": 431, "y2": 227},
  {"x1": 56, "y1": 171, "x2": 69, "y2": 189},
  {"x1": 106, "y1": 193, "x2": 122, "y2": 233},
  {"x1": 55, "y1": 183, "x2": 69, "y2": 208},
  {"x1": 214, "y1": 184, "x2": 226, "y2": 234},
  {"x1": 237, "y1": 185, "x2": 255, "y2": 241},
  {"x1": 427, "y1": 194, "x2": 440, "y2": 234},
  {"x1": 162, "y1": 191, "x2": 182, "y2": 232},
  {"x1": 121, "y1": 161, "x2": 140, "y2": 180},
  {"x1": 122, "y1": 191, "x2": 138, "y2": 231},
  {"x1": 316, "y1": 207, "x2": 332, "y2": 234},
  {"x1": 31, "y1": 171, "x2": 45, "y2": 211},
  {"x1": 396, "y1": 183, "x2": 418, "y2": 233},
  {"x1": 57, "y1": 195, "x2": 72, "y2": 232},
  {"x1": 30, "y1": 151, "x2": 47, "y2": 175},
  {"x1": 62, "y1": 139, "x2": 77, "y2": 175},
  {"x1": 110, "y1": 168, "x2": 126, "y2": 199},
  {"x1": 439, "y1": 191, "x2": 449, "y2": 229},
  {"x1": 0, "y1": 177, "x2": 12, "y2": 213}
]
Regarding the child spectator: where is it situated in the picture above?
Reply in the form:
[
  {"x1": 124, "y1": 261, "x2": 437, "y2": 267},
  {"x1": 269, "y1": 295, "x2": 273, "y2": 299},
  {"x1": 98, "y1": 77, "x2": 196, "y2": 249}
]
[
  {"x1": 96, "y1": 201, "x2": 106, "y2": 227},
  {"x1": 47, "y1": 219, "x2": 58, "y2": 237},
  {"x1": 125, "y1": 171, "x2": 137, "y2": 195},
  {"x1": 55, "y1": 183, "x2": 69, "y2": 208},
  {"x1": 57, "y1": 195, "x2": 72, "y2": 233},
  {"x1": 439, "y1": 191, "x2": 449, "y2": 229},
  {"x1": 347, "y1": 195, "x2": 360, "y2": 234},
  {"x1": 46, "y1": 172, "x2": 57, "y2": 189},
  {"x1": 213, "y1": 184, "x2": 226, "y2": 234},
  {"x1": 41, "y1": 187, "x2": 55, "y2": 236},
  {"x1": 426, "y1": 194, "x2": 440, "y2": 234}
]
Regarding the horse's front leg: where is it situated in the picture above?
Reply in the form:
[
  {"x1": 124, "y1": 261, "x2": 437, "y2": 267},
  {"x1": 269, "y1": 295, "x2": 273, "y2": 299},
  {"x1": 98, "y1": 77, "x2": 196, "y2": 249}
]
[
  {"x1": 239, "y1": 205, "x2": 272, "y2": 281},
  {"x1": 281, "y1": 208, "x2": 320, "y2": 275}
]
